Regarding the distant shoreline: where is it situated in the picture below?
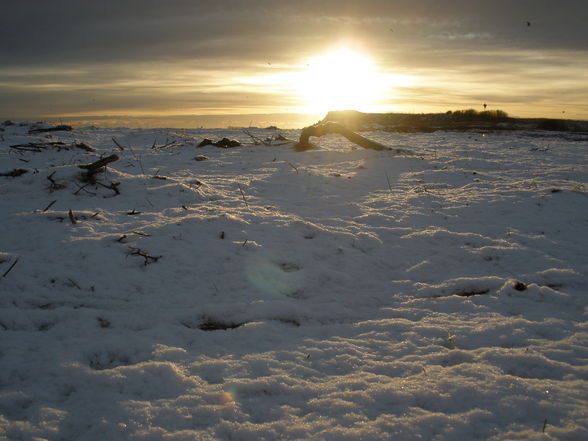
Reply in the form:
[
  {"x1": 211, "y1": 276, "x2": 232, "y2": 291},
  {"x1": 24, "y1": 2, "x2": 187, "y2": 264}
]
[{"x1": 3, "y1": 113, "x2": 323, "y2": 131}]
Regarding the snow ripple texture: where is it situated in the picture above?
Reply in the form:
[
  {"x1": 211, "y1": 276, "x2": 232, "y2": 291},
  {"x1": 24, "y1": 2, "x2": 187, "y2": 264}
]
[{"x1": 1, "y1": 123, "x2": 587, "y2": 440}]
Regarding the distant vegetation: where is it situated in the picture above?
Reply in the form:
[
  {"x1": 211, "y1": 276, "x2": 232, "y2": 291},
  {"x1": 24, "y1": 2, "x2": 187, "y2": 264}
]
[
  {"x1": 322, "y1": 109, "x2": 588, "y2": 133},
  {"x1": 446, "y1": 109, "x2": 509, "y2": 121}
]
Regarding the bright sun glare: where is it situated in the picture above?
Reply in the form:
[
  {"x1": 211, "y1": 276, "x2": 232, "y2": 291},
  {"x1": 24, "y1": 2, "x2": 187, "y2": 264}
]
[{"x1": 301, "y1": 48, "x2": 386, "y2": 115}]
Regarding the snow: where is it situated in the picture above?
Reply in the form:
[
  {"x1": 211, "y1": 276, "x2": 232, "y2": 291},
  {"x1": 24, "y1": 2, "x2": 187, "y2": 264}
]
[{"x1": 1, "y1": 122, "x2": 587, "y2": 440}]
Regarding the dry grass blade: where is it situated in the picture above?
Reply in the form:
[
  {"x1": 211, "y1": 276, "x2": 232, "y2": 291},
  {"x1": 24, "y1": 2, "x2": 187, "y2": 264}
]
[{"x1": 238, "y1": 184, "x2": 249, "y2": 207}]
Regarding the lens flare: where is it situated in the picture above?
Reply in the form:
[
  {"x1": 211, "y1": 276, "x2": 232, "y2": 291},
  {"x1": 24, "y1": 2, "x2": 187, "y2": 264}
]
[
  {"x1": 246, "y1": 257, "x2": 303, "y2": 298},
  {"x1": 219, "y1": 391, "x2": 235, "y2": 409},
  {"x1": 219, "y1": 384, "x2": 238, "y2": 410}
]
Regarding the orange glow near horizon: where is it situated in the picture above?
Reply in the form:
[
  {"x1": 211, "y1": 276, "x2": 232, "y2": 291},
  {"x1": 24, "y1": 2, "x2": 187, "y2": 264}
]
[{"x1": 5, "y1": 45, "x2": 587, "y2": 124}]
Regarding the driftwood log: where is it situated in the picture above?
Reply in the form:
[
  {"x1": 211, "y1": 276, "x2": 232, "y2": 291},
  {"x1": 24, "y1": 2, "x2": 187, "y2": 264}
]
[
  {"x1": 78, "y1": 154, "x2": 119, "y2": 182},
  {"x1": 294, "y1": 121, "x2": 390, "y2": 152}
]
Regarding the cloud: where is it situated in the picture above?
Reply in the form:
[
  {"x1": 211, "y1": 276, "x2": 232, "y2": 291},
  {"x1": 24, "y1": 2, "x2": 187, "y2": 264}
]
[
  {"x1": 1, "y1": 1, "x2": 587, "y2": 119},
  {"x1": 2, "y1": 0, "x2": 586, "y2": 66}
]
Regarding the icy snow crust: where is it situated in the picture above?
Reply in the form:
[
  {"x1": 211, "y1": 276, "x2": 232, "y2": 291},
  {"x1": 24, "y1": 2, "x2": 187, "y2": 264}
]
[{"x1": 1, "y1": 124, "x2": 587, "y2": 440}]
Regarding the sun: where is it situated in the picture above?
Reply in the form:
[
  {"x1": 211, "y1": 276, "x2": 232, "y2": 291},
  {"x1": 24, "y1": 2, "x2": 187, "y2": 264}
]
[{"x1": 300, "y1": 48, "x2": 385, "y2": 115}]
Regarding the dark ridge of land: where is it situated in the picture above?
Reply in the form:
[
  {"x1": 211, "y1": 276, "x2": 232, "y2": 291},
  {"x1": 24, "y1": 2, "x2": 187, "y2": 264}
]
[{"x1": 322, "y1": 109, "x2": 588, "y2": 134}]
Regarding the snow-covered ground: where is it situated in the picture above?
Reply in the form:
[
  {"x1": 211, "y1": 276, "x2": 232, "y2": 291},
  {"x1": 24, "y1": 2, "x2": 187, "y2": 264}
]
[{"x1": 1, "y1": 122, "x2": 587, "y2": 441}]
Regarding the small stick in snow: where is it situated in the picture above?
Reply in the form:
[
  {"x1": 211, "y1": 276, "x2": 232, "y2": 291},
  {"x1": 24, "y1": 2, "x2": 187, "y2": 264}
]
[
  {"x1": 0, "y1": 168, "x2": 28, "y2": 178},
  {"x1": 242, "y1": 129, "x2": 266, "y2": 145},
  {"x1": 42, "y1": 200, "x2": 57, "y2": 212},
  {"x1": 542, "y1": 419, "x2": 548, "y2": 433},
  {"x1": 238, "y1": 184, "x2": 249, "y2": 207},
  {"x1": 385, "y1": 172, "x2": 393, "y2": 192},
  {"x1": 68, "y1": 278, "x2": 81, "y2": 289},
  {"x1": 74, "y1": 183, "x2": 94, "y2": 195},
  {"x1": 112, "y1": 137, "x2": 125, "y2": 150},
  {"x1": 152, "y1": 139, "x2": 183, "y2": 149},
  {"x1": 127, "y1": 247, "x2": 161, "y2": 265},
  {"x1": 68, "y1": 209, "x2": 78, "y2": 224},
  {"x1": 2, "y1": 257, "x2": 19, "y2": 278},
  {"x1": 288, "y1": 162, "x2": 299, "y2": 174},
  {"x1": 47, "y1": 172, "x2": 66, "y2": 192},
  {"x1": 97, "y1": 317, "x2": 111, "y2": 328},
  {"x1": 95, "y1": 181, "x2": 120, "y2": 196}
]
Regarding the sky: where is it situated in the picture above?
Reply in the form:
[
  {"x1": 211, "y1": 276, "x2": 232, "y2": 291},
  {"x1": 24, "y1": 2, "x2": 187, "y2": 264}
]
[{"x1": 1, "y1": 0, "x2": 587, "y2": 126}]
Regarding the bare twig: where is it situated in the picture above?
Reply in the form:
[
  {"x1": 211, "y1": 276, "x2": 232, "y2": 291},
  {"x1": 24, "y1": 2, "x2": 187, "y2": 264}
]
[
  {"x1": 42, "y1": 200, "x2": 57, "y2": 212},
  {"x1": 152, "y1": 139, "x2": 183, "y2": 149},
  {"x1": 95, "y1": 181, "x2": 120, "y2": 196},
  {"x1": 68, "y1": 209, "x2": 78, "y2": 224},
  {"x1": 68, "y1": 278, "x2": 81, "y2": 289},
  {"x1": 10, "y1": 141, "x2": 93, "y2": 152},
  {"x1": 112, "y1": 137, "x2": 125, "y2": 150},
  {"x1": 74, "y1": 183, "x2": 93, "y2": 196},
  {"x1": 73, "y1": 141, "x2": 95, "y2": 152},
  {"x1": 242, "y1": 129, "x2": 266, "y2": 145},
  {"x1": 131, "y1": 231, "x2": 151, "y2": 237},
  {"x1": 10, "y1": 141, "x2": 65, "y2": 152},
  {"x1": 2, "y1": 257, "x2": 19, "y2": 278},
  {"x1": 287, "y1": 162, "x2": 299, "y2": 174},
  {"x1": 47, "y1": 172, "x2": 66, "y2": 192},
  {"x1": 127, "y1": 247, "x2": 161, "y2": 265},
  {"x1": 29, "y1": 124, "x2": 72, "y2": 134}
]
